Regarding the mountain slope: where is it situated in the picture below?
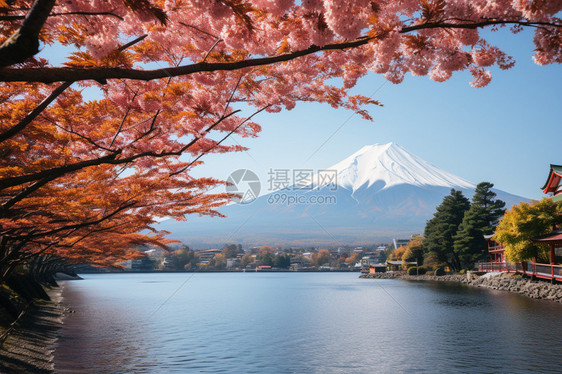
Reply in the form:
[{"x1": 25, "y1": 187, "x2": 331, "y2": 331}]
[
  {"x1": 325, "y1": 143, "x2": 475, "y2": 191},
  {"x1": 158, "y1": 143, "x2": 527, "y2": 247}
]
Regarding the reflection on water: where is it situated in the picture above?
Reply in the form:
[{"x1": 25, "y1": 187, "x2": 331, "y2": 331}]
[{"x1": 55, "y1": 273, "x2": 562, "y2": 373}]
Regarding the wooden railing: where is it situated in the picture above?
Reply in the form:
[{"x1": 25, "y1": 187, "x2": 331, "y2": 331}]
[
  {"x1": 478, "y1": 261, "x2": 562, "y2": 281},
  {"x1": 526, "y1": 263, "x2": 562, "y2": 281},
  {"x1": 477, "y1": 262, "x2": 517, "y2": 273},
  {"x1": 487, "y1": 245, "x2": 505, "y2": 252}
]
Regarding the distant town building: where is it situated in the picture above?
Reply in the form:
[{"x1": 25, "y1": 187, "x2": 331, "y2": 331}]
[
  {"x1": 197, "y1": 249, "x2": 221, "y2": 264},
  {"x1": 353, "y1": 247, "x2": 364, "y2": 254},
  {"x1": 160, "y1": 257, "x2": 174, "y2": 271},
  {"x1": 360, "y1": 252, "x2": 385, "y2": 269},
  {"x1": 226, "y1": 258, "x2": 240, "y2": 269},
  {"x1": 290, "y1": 257, "x2": 305, "y2": 271},
  {"x1": 131, "y1": 256, "x2": 155, "y2": 271},
  {"x1": 369, "y1": 264, "x2": 387, "y2": 274},
  {"x1": 386, "y1": 260, "x2": 417, "y2": 271},
  {"x1": 393, "y1": 238, "x2": 410, "y2": 250},
  {"x1": 386, "y1": 260, "x2": 403, "y2": 271}
]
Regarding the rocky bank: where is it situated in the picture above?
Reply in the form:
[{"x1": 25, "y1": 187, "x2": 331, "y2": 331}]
[{"x1": 360, "y1": 271, "x2": 562, "y2": 303}]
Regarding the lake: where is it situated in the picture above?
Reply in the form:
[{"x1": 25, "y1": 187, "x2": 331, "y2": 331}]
[{"x1": 54, "y1": 272, "x2": 562, "y2": 373}]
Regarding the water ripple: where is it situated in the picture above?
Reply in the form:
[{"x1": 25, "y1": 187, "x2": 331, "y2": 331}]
[{"x1": 55, "y1": 273, "x2": 562, "y2": 373}]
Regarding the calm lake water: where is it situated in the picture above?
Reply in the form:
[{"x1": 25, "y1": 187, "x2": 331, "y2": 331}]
[{"x1": 55, "y1": 272, "x2": 562, "y2": 373}]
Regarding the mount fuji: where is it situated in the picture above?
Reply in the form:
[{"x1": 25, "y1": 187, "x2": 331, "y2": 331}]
[{"x1": 158, "y1": 143, "x2": 527, "y2": 247}]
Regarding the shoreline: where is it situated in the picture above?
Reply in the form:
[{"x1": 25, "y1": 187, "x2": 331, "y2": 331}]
[
  {"x1": 360, "y1": 271, "x2": 562, "y2": 302},
  {"x1": 1, "y1": 271, "x2": 561, "y2": 373},
  {"x1": 0, "y1": 285, "x2": 64, "y2": 373}
]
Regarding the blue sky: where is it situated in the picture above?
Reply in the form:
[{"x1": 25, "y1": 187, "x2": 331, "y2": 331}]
[
  {"x1": 191, "y1": 28, "x2": 561, "y2": 201},
  {"x1": 44, "y1": 28, "x2": 560, "y2": 200}
]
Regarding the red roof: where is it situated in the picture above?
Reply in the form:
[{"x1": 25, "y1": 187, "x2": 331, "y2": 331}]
[
  {"x1": 541, "y1": 165, "x2": 562, "y2": 194},
  {"x1": 533, "y1": 232, "x2": 562, "y2": 244}
]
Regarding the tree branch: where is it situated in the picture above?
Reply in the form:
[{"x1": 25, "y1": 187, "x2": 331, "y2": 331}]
[
  {"x1": 171, "y1": 106, "x2": 267, "y2": 176},
  {"x1": 0, "y1": 110, "x2": 241, "y2": 190},
  {"x1": 1, "y1": 174, "x2": 58, "y2": 211},
  {"x1": 0, "y1": 81, "x2": 72, "y2": 143},
  {"x1": 0, "y1": 20, "x2": 558, "y2": 83},
  {"x1": 0, "y1": 152, "x2": 120, "y2": 190},
  {"x1": 0, "y1": 0, "x2": 56, "y2": 67},
  {"x1": 20, "y1": 201, "x2": 137, "y2": 240},
  {"x1": 43, "y1": 115, "x2": 116, "y2": 152},
  {"x1": 0, "y1": 11, "x2": 124, "y2": 22},
  {"x1": 178, "y1": 22, "x2": 219, "y2": 39},
  {"x1": 0, "y1": 34, "x2": 149, "y2": 143}
]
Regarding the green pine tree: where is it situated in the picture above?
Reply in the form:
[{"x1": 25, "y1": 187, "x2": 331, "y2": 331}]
[
  {"x1": 472, "y1": 182, "x2": 506, "y2": 234},
  {"x1": 424, "y1": 189, "x2": 470, "y2": 271},
  {"x1": 453, "y1": 204, "x2": 488, "y2": 268},
  {"x1": 452, "y1": 182, "x2": 507, "y2": 269}
]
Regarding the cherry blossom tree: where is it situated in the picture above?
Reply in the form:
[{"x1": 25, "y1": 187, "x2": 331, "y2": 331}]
[{"x1": 0, "y1": 0, "x2": 559, "y2": 278}]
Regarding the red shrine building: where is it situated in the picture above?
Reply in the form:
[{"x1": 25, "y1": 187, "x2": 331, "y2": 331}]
[
  {"x1": 542, "y1": 165, "x2": 562, "y2": 201},
  {"x1": 484, "y1": 234, "x2": 505, "y2": 263},
  {"x1": 480, "y1": 164, "x2": 562, "y2": 279},
  {"x1": 535, "y1": 164, "x2": 562, "y2": 265},
  {"x1": 541, "y1": 164, "x2": 562, "y2": 202}
]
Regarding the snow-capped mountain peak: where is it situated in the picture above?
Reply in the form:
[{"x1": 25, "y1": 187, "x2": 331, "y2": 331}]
[
  {"x1": 325, "y1": 142, "x2": 476, "y2": 191},
  {"x1": 159, "y1": 142, "x2": 526, "y2": 246}
]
